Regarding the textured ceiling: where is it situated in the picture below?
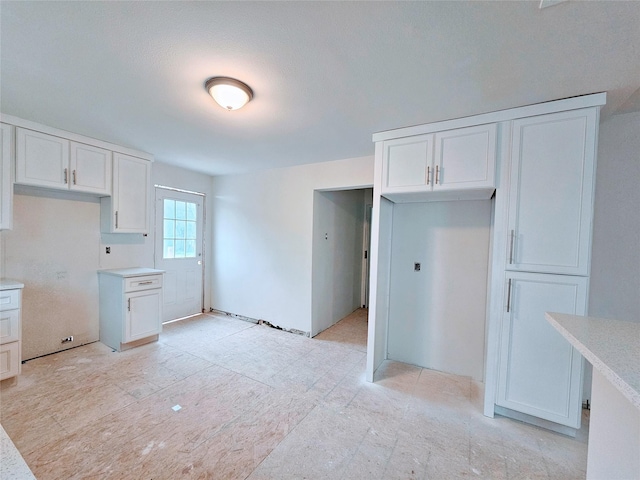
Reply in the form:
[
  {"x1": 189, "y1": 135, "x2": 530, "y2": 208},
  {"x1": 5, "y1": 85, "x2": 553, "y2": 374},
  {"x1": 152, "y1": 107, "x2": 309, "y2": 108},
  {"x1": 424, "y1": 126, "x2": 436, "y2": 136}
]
[{"x1": 1, "y1": 1, "x2": 639, "y2": 176}]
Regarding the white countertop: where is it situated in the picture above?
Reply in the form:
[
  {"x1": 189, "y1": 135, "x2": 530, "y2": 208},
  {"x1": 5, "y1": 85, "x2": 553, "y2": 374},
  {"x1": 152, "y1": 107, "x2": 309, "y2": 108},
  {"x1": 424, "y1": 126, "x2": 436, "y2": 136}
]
[
  {"x1": 0, "y1": 279, "x2": 24, "y2": 290},
  {"x1": 0, "y1": 425, "x2": 36, "y2": 479},
  {"x1": 546, "y1": 312, "x2": 640, "y2": 410},
  {"x1": 98, "y1": 267, "x2": 164, "y2": 278}
]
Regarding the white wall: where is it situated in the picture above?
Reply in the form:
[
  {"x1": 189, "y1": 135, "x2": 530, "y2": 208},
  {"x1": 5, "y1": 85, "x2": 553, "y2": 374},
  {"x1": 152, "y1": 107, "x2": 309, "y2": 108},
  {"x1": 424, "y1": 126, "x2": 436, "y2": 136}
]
[
  {"x1": 386, "y1": 200, "x2": 491, "y2": 381},
  {"x1": 589, "y1": 111, "x2": 640, "y2": 322},
  {"x1": 210, "y1": 156, "x2": 374, "y2": 335},
  {"x1": 1, "y1": 161, "x2": 214, "y2": 360},
  {"x1": 311, "y1": 189, "x2": 367, "y2": 336}
]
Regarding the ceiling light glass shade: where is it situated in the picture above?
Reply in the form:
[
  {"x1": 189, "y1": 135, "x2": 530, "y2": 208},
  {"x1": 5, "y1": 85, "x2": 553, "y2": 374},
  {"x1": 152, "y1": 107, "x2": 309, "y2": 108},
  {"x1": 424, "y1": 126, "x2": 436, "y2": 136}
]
[{"x1": 205, "y1": 77, "x2": 253, "y2": 111}]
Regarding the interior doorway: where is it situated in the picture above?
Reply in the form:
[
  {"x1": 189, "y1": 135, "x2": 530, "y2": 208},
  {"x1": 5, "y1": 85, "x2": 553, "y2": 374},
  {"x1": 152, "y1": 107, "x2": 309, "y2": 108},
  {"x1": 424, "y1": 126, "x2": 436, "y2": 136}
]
[
  {"x1": 154, "y1": 186, "x2": 205, "y2": 323},
  {"x1": 311, "y1": 187, "x2": 373, "y2": 337}
]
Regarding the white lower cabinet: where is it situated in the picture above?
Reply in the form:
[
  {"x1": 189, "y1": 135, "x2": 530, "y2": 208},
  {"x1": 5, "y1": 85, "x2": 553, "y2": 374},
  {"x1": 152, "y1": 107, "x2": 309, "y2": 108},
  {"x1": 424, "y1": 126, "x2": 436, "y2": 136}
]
[
  {"x1": 98, "y1": 268, "x2": 164, "y2": 351},
  {"x1": 496, "y1": 271, "x2": 587, "y2": 429},
  {"x1": 0, "y1": 281, "x2": 24, "y2": 382}
]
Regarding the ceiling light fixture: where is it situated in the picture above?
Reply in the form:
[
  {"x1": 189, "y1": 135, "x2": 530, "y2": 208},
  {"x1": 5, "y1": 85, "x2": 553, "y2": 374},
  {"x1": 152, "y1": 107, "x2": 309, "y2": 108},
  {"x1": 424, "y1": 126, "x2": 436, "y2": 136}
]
[{"x1": 205, "y1": 77, "x2": 253, "y2": 111}]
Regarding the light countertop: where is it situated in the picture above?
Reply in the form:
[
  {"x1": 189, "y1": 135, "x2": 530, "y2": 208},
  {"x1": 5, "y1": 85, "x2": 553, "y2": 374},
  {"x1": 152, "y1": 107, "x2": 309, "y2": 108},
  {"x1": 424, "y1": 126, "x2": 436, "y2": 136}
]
[
  {"x1": 0, "y1": 279, "x2": 24, "y2": 290},
  {"x1": 98, "y1": 267, "x2": 164, "y2": 278},
  {"x1": 1, "y1": 425, "x2": 36, "y2": 479},
  {"x1": 546, "y1": 312, "x2": 640, "y2": 410}
]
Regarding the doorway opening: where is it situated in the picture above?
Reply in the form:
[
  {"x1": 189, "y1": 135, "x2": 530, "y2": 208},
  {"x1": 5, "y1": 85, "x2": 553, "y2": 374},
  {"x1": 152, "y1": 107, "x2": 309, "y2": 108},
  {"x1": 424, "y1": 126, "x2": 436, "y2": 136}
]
[
  {"x1": 154, "y1": 186, "x2": 205, "y2": 323},
  {"x1": 311, "y1": 187, "x2": 373, "y2": 338}
]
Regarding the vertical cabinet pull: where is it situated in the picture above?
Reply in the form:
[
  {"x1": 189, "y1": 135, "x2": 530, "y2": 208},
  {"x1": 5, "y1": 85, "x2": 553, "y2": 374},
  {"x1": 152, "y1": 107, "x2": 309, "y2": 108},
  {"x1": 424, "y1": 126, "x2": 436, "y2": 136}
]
[
  {"x1": 426, "y1": 166, "x2": 431, "y2": 185},
  {"x1": 127, "y1": 298, "x2": 131, "y2": 312},
  {"x1": 509, "y1": 230, "x2": 515, "y2": 264},
  {"x1": 435, "y1": 165, "x2": 440, "y2": 184},
  {"x1": 506, "y1": 279, "x2": 512, "y2": 312},
  {"x1": 64, "y1": 168, "x2": 68, "y2": 184},
  {"x1": 115, "y1": 211, "x2": 119, "y2": 229},
  {"x1": 72, "y1": 170, "x2": 77, "y2": 185}
]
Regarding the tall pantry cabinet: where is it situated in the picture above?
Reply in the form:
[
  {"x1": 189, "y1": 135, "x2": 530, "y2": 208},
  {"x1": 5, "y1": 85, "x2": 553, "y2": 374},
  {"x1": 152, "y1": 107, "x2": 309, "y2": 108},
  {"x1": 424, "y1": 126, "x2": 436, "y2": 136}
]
[
  {"x1": 366, "y1": 93, "x2": 606, "y2": 434},
  {"x1": 492, "y1": 106, "x2": 599, "y2": 431}
]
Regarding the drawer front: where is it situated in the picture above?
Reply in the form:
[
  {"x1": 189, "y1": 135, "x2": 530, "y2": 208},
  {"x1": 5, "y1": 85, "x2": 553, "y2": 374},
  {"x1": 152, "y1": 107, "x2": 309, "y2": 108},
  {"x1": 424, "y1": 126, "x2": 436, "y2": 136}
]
[
  {"x1": 0, "y1": 309, "x2": 20, "y2": 344},
  {"x1": 125, "y1": 275, "x2": 163, "y2": 293},
  {"x1": 0, "y1": 341, "x2": 20, "y2": 380},
  {"x1": 0, "y1": 289, "x2": 20, "y2": 312}
]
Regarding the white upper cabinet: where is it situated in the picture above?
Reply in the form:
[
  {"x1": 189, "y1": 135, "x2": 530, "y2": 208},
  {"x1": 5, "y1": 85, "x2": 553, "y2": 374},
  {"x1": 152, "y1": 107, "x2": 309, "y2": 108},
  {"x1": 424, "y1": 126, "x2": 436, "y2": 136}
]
[
  {"x1": 433, "y1": 123, "x2": 496, "y2": 191},
  {"x1": 16, "y1": 128, "x2": 69, "y2": 189},
  {"x1": 382, "y1": 134, "x2": 434, "y2": 193},
  {"x1": 0, "y1": 123, "x2": 14, "y2": 230},
  {"x1": 101, "y1": 153, "x2": 150, "y2": 234},
  {"x1": 380, "y1": 123, "x2": 496, "y2": 201},
  {"x1": 506, "y1": 108, "x2": 598, "y2": 276},
  {"x1": 69, "y1": 142, "x2": 112, "y2": 195},
  {"x1": 15, "y1": 128, "x2": 112, "y2": 195}
]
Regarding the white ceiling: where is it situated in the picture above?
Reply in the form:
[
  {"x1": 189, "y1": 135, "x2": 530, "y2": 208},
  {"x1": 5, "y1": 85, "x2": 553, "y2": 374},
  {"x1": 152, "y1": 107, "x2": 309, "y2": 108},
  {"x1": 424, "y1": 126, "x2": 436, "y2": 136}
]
[{"x1": 1, "y1": 1, "x2": 639, "y2": 176}]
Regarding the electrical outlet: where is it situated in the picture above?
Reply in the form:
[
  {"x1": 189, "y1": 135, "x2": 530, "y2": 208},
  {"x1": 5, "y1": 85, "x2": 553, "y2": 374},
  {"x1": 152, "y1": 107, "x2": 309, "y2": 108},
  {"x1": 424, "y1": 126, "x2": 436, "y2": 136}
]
[{"x1": 106, "y1": 247, "x2": 111, "y2": 254}]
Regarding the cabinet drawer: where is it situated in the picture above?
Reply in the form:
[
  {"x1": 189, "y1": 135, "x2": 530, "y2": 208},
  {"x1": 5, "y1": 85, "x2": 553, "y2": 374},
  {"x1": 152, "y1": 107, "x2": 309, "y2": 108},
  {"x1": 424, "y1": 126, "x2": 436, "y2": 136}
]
[
  {"x1": 0, "y1": 289, "x2": 20, "y2": 311},
  {"x1": 0, "y1": 309, "x2": 20, "y2": 344},
  {"x1": 0, "y1": 341, "x2": 20, "y2": 380},
  {"x1": 125, "y1": 275, "x2": 163, "y2": 293}
]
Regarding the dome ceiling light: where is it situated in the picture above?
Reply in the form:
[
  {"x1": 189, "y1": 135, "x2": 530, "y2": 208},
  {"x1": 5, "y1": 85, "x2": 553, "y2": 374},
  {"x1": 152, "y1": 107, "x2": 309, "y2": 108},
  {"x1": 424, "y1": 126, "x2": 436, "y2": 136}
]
[{"x1": 205, "y1": 77, "x2": 253, "y2": 111}]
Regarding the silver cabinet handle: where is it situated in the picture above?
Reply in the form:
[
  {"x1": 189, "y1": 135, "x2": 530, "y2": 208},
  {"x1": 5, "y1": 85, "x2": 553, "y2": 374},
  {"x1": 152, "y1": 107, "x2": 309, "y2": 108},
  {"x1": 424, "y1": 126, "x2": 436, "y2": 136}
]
[
  {"x1": 506, "y1": 278, "x2": 512, "y2": 313},
  {"x1": 137, "y1": 281, "x2": 153, "y2": 285},
  {"x1": 64, "y1": 168, "x2": 68, "y2": 184},
  {"x1": 426, "y1": 166, "x2": 431, "y2": 185},
  {"x1": 435, "y1": 165, "x2": 440, "y2": 184},
  {"x1": 127, "y1": 298, "x2": 131, "y2": 311},
  {"x1": 115, "y1": 211, "x2": 119, "y2": 229},
  {"x1": 73, "y1": 170, "x2": 77, "y2": 185},
  {"x1": 509, "y1": 230, "x2": 515, "y2": 264}
]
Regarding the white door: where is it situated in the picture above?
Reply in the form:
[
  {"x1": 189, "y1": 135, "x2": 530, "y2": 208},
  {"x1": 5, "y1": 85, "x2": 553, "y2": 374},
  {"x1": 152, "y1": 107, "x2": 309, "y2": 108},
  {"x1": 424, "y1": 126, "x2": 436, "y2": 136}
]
[
  {"x1": 496, "y1": 271, "x2": 587, "y2": 428},
  {"x1": 155, "y1": 188, "x2": 204, "y2": 322}
]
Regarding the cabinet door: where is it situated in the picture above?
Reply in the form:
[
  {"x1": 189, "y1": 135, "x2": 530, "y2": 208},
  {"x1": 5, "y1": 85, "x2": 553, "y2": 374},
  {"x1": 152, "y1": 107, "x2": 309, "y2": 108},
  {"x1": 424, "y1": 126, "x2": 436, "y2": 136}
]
[
  {"x1": 15, "y1": 128, "x2": 70, "y2": 189},
  {"x1": 125, "y1": 289, "x2": 162, "y2": 343},
  {"x1": 433, "y1": 123, "x2": 496, "y2": 191},
  {"x1": 506, "y1": 108, "x2": 598, "y2": 275},
  {"x1": 381, "y1": 134, "x2": 434, "y2": 193},
  {"x1": 0, "y1": 123, "x2": 13, "y2": 230},
  {"x1": 111, "y1": 153, "x2": 150, "y2": 233},
  {"x1": 69, "y1": 142, "x2": 112, "y2": 195},
  {"x1": 497, "y1": 272, "x2": 586, "y2": 428}
]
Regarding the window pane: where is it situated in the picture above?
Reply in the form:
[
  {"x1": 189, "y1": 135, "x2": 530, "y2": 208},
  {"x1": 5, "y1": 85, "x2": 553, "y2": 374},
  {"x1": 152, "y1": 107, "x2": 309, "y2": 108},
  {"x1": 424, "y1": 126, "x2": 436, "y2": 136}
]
[
  {"x1": 175, "y1": 240, "x2": 185, "y2": 258},
  {"x1": 186, "y1": 221, "x2": 196, "y2": 239},
  {"x1": 175, "y1": 201, "x2": 186, "y2": 220},
  {"x1": 185, "y1": 240, "x2": 196, "y2": 258},
  {"x1": 186, "y1": 202, "x2": 197, "y2": 221},
  {"x1": 163, "y1": 239, "x2": 174, "y2": 259},
  {"x1": 163, "y1": 219, "x2": 175, "y2": 239},
  {"x1": 176, "y1": 221, "x2": 186, "y2": 239},
  {"x1": 164, "y1": 199, "x2": 175, "y2": 219}
]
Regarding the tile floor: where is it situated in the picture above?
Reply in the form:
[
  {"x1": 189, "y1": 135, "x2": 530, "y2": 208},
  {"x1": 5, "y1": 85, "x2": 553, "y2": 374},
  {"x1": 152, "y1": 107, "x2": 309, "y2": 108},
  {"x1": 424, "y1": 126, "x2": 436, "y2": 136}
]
[{"x1": 0, "y1": 309, "x2": 588, "y2": 479}]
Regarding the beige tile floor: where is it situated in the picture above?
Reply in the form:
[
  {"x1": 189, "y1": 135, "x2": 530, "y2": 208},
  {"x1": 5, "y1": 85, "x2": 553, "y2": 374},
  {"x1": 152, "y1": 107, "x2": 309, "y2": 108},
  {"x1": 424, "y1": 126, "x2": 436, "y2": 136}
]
[{"x1": 0, "y1": 309, "x2": 588, "y2": 479}]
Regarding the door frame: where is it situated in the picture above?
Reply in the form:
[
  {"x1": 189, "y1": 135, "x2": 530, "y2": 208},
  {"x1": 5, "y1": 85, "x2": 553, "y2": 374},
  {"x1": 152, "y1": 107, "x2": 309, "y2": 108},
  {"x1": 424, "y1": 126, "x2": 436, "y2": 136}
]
[{"x1": 154, "y1": 185, "x2": 206, "y2": 321}]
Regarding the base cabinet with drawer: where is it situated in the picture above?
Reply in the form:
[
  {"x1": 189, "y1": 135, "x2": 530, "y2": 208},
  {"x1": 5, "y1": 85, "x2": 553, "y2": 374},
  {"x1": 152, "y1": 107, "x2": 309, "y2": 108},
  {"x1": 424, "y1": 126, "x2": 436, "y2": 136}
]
[
  {"x1": 0, "y1": 280, "x2": 24, "y2": 382},
  {"x1": 98, "y1": 268, "x2": 164, "y2": 351}
]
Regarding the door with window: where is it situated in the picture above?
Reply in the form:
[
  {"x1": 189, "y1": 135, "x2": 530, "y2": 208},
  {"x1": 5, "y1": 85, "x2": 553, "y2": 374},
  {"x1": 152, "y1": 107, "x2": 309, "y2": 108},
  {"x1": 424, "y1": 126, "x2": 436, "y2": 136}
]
[{"x1": 155, "y1": 188, "x2": 204, "y2": 322}]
